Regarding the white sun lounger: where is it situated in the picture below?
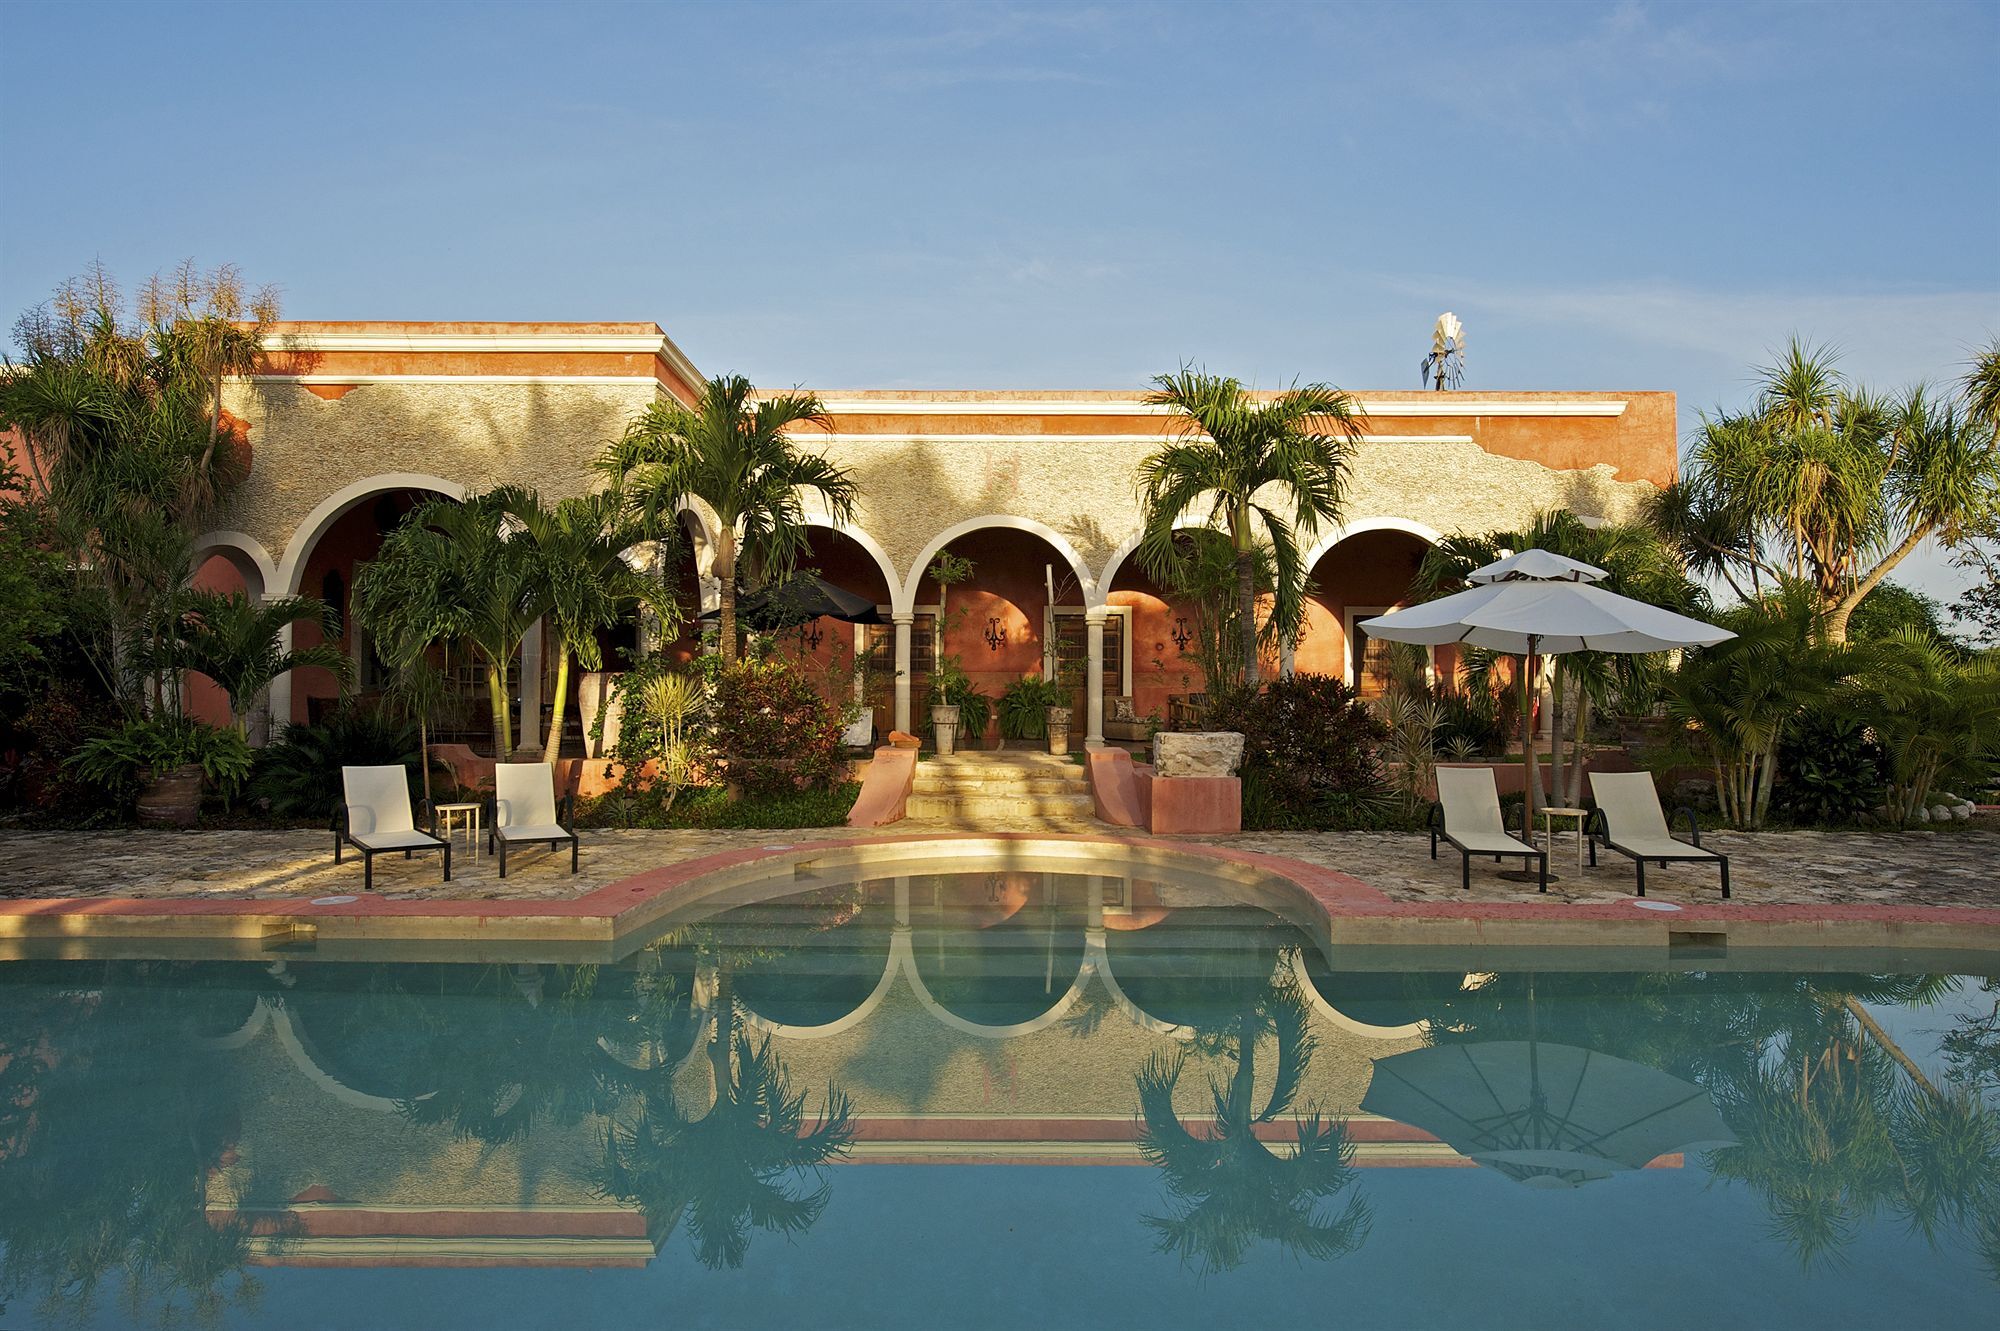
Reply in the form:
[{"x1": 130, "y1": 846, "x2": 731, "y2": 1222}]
[
  {"x1": 489, "y1": 762, "x2": 579, "y2": 879},
  {"x1": 1586, "y1": 771, "x2": 1730, "y2": 899},
  {"x1": 335, "y1": 765, "x2": 450, "y2": 891},
  {"x1": 1429, "y1": 767, "x2": 1547, "y2": 892}
]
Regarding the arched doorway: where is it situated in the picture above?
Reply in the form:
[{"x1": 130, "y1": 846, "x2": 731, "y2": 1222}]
[
  {"x1": 901, "y1": 520, "x2": 1098, "y2": 747},
  {"x1": 1295, "y1": 522, "x2": 1442, "y2": 698}
]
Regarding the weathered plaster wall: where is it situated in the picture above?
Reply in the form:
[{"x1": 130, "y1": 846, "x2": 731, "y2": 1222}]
[{"x1": 219, "y1": 379, "x2": 656, "y2": 580}]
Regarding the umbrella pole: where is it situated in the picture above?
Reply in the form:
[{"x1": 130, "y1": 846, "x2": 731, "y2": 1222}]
[{"x1": 1522, "y1": 635, "x2": 1539, "y2": 827}]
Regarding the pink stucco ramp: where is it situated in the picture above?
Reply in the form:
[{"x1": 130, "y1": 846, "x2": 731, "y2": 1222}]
[
  {"x1": 848, "y1": 746, "x2": 916, "y2": 827},
  {"x1": 1149, "y1": 776, "x2": 1242, "y2": 835},
  {"x1": 1086, "y1": 749, "x2": 1145, "y2": 828}
]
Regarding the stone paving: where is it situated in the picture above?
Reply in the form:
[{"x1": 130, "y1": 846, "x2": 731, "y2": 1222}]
[{"x1": 0, "y1": 818, "x2": 1995, "y2": 909}]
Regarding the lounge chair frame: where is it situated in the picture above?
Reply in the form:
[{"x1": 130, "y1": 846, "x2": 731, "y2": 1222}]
[
  {"x1": 333, "y1": 784, "x2": 451, "y2": 893},
  {"x1": 1428, "y1": 780, "x2": 1547, "y2": 893},
  {"x1": 487, "y1": 764, "x2": 580, "y2": 879},
  {"x1": 1585, "y1": 795, "x2": 1731, "y2": 899}
]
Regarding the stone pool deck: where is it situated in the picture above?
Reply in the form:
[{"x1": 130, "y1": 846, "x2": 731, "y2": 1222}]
[{"x1": 0, "y1": 820, "x2": 1994, "y2": 910}]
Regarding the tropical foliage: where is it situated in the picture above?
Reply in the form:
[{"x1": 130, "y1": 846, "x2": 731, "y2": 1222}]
[
  {"x1": 709, "y1": 657, "x2": 847, "y2": 796},
  {"x1": 1848, "y1": 631, "x2": 2000, "y2": 823},
  {"x1": 997, "y1": 672, "x2": 1070, "y2": 741},
  {"x1": 599, "y1": 375, "x2": 856, "y2": 665},
  {"x1": 67, "y1": 713, "x2": 254, "y2": 807},
  {"x1": 249, "y1": 707, "x2": 431, "y2": 819},
  {"x1": 1649, "y1": 339, "x2": 2000, "y2": 643},
  {"x1": 1136, "y1": 369, "x2": 1363, "y2": 685},
  {"x1": 1205, "y1": 672, "x2": 1390, "y2": 830},
  {"x1": 143, "y1": 590, "x2": 350, "y2": 736}
]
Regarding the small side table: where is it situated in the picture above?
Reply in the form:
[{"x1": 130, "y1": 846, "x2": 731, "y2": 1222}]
[
  {"x1": 434, "y1": 801, "x2": 482, "y2": 860},
  {"x1": 1541, "y1": 806, "x2": 1590, "y2": 871}
]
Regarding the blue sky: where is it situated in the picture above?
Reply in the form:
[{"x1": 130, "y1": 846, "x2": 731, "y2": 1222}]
[{"x1": 4, "y1": 0, "x2": 1996, "y2": 597}]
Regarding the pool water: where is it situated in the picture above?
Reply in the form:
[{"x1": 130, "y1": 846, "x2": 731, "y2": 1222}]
[{"x1": 1, "y1": 865, "x2": 1995, "y2": 1328}]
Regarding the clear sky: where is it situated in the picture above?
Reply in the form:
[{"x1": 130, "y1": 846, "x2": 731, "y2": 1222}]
[{"x1": 4, "y1": 0, "x2": 1996, "y2": 598}]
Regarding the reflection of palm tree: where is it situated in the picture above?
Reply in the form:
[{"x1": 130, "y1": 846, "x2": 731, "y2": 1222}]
[
  {"x1": 0, "y1": 960, "x2": 285, "y2": 1326},
  {"x1": 1135, "y1": 968, "x2": 1369, "y2": 1274},
  {"x1": 600, "y1": 976, "x2": 855, "y2": 1270}
]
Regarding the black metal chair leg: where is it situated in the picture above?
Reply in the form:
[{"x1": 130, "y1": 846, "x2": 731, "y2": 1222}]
[
  {"x1": 499, "y1": 839, "x2": 507, "y2": 879},
  {"x1": 1461, "y1": 853, "x2": 1470, "y2": 891},
  {"x1": 570, "y1": 836, "x2": 578, "y2": 874},
  {"x1": 334, "y1": 835, "x2": 342, "y2": 864},
  {"x1": 404, "y1": 850, "x2": 412, "y2": 860},
  {"x1": 1537, "y1": 853, "x2": 1547, "y2": 893},
  {"x1": 1719, "y1": 858, "x2": 1731, "y2": 899},
  {"x1": 1635, "y1": 860, "x2": 1646, "y2": 896},
  {"x1": 363, "y1": 853, "x2": 373, "y2": 893},
  {"x1": 443, "y1": 842, "x2": 452, "y2": 883}
]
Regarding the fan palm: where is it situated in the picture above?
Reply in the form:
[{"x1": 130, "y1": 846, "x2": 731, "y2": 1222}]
[
  {"x1": 494, "y1": 485, "x2": 678, "y2": 760},
  {"x1": 1136, "y1": 370, "x2": 1363, "y2": 685},
  {"x1": 353, "y1": 491, "x2": 542, "y2": 756},
  {"x1": 146, "y1": 589, "x2": 351, "y2": 736},
  {"x1": 597, "y1": 376, "x2": 855, "y2": 665}
]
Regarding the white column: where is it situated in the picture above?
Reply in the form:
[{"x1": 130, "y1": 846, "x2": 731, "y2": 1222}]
[
  {"x1": 1279, "y1": 640, "x2": 1296, "y2": 678},
  {"x1": 517, "y1": 618, "x2": 544, "y2": 758},
  {"x1": 1085, "y1": 608, "x2": 1106, "y2": 748},
  {"x1": 265, "y1": 616, "x2": 294, "y2": 741},
  {"x1": 893, "y1": 613, "x2": 914, "y2": 735}
]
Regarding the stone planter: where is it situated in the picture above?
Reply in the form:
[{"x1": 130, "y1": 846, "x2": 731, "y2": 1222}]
[
  {"x1": 579, "y1": 671, "x2": 625, "y2": 759},
  {"x1": 1151, "y1": 730, "x2": 1245, "y2": 778},
  {"x1": 136, "y1": 764, "x2": 203, "y2": 827},
  {"x1": 1046, "y1": 705, "x2": 1073, "y2": 756},
  {"x1": 930, "y1": 704, "x2": 961, "y2": 756}
]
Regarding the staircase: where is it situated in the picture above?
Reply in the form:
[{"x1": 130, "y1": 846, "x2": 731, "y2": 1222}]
[{"x1": 904, "y1": 751, "x2": 1099, "y2": 828}]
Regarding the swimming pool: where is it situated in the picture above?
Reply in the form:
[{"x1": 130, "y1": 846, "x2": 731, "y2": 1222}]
[{"x1": 1, "y1": 862, "x2": 1994, "y2": 1328}]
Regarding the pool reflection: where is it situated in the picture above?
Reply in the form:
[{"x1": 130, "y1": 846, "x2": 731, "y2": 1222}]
[{"x1": 0, "y1": 872, "x2": 1995, "y2": 1325}]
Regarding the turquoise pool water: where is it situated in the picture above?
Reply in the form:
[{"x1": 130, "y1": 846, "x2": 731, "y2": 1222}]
[{"x1": 1, "y1": 865, "x2": 1995, "y2": 1328}]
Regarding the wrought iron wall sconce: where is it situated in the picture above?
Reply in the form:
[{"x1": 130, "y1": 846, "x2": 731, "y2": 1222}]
[
  {"x1": 800, "y1": 619, "x2": 823, "y2": 651},
  {"x1": 984, "y1": 617, "x2": 1006, "y2": 651},
  {"x1": 1170, "y1": 616, "x2": 1192, "y2": 651}
]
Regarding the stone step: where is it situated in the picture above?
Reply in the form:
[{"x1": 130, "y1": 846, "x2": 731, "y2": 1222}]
[
  {"x1": 904, "y1": 793, "x2": 1098, "y2": 821},
  {"x1": 910, "y1": 775, "x2": 1086, "y2": 796}
]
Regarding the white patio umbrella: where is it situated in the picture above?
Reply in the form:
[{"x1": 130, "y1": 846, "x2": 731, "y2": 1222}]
[{"x1": 1359, "y1": 548, "x2": 1732, "y2": 829}]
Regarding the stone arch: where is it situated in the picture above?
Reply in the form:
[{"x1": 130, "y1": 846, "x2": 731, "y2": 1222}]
[
  {"x1": 275, "y1": 472, "x2": 468, "y2": 596},
  {"x1": 1301, "y1": 515, "x2": 1445, "y2": 575},
  {"x1": 190, "y1": 530, "x2": 278, "y2": 599},
  {"x1": 800, "y1": 514, "x2": 900, "y2": 606},
  {"x1": 899, "y1": 514, "x2": 1100, "y2": 617}
]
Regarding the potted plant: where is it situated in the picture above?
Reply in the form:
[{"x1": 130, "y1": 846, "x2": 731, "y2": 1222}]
[
  {"x1": 999, "y1": 673, "x2": 1070, "y2": 753},
  {"x1": 925, "y1": 550, "x2": 978, "y2": 753},
  {"x1": 69, "y1": 714, "x2": 254, "y2": 826}
]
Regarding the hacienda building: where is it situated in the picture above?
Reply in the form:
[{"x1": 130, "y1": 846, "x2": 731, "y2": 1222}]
[{"x1": 186, "y1": 322, "x2": 1677, "y2": 752}]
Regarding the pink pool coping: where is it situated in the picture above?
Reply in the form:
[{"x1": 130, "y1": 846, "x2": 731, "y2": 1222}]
[{"x1": 4, "y1": 832, "x2": 2000, "y2": 944}]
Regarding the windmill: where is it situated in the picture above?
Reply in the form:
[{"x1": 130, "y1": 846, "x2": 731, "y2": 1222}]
[{"x1": 1421, "y1": 311, "x2": 1466, "y2": 391}]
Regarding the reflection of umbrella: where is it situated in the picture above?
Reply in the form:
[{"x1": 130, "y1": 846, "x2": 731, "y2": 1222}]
[
  {"x1": 1360, "y1": 549, "x2": 1732, "y2": 821},
  {"x1": 1361, "y1": 1036, "x2": 1735, "y2": 1189},
  {"x1": 699, "y1": 572, "x2": 886, "y2": 631}
]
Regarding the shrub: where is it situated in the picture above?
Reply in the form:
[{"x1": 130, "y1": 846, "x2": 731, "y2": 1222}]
[
  {"x1": 578, "y1": 781, "x2": 860, "y2": 830},
  {"x1": 1204, "y1": 673, "x2": 1392, "y2": 830},
  {"x1": 927, "y1": 659, "x2": 990, "y2": 747},
  {"x1": 1773, "y1": 709, "x2": 1885, "y2": 826},
  {"x1": 69, "y1": 715, "x2": 254, "y2": 808},
  {"x1": 1, "y1": 682, "x2": 122, "y2": 820},
  {"x1": 250, "y1": 706, "x2": 427, "y2": 819},
  {"x1": 711, "y1": 659, "x2": 845, "y2": 796},
  {"x1": 997, "y1": 673, "x2": 1070, "y2": 741}
]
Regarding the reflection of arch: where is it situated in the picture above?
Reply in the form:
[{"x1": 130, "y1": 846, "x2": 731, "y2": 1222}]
[
  {"x1": 733, "y1": 909, "x2": 898, "y2": 1036},
  {"x1": 899, "y1": 515, "x2": 1099, "y2": 616},
  {"x1": 1290, "y1": 952, "x2": 1431, "y2": 1039},
  {"x1": 1301, "y1": 516, "x2": 1444, "y2": 572},
  {"x1": 191, "y1": 529, "x2": 279, "y2": 598},
  {"x1": 261, "y1": 998, "x2": 416, "y2": 1112},
  {"x1": 275, "y1": 472, "x2": 467, "y2": 595}
]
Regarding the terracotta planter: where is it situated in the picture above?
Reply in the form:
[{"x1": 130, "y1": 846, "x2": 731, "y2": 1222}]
[{"x1": 136, "y1": 764, "x2": 203, "y2": 827}]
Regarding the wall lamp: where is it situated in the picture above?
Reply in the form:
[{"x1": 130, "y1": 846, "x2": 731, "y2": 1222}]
[{"x1": 984, "y1": 617, "x2": 1006, "y2": 651}]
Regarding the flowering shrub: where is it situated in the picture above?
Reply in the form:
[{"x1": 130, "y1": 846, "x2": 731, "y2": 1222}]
[
  {"x1": 1204, "y1": 673, "x2": 1392, "y2": 830},
  {"x1": 711, "y1": 659, "x2": 845, "y2": 796}
]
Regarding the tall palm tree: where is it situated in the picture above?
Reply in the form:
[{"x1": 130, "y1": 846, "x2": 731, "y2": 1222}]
[
  {"x1": 354, "y1": 492, "x2": 543, "y2": 757},
  {"x1": 147, "y1": 589, "x2": 352, "y2": 736},
  {"x1": 1966, "y1": 341, "x2": 2000, "y2": 435},
  {"x1": 494, "y1": 485, "x2": 677, "y2": 760},
  {"x1": 1136, "y1": 369, "x2": 1363, "y2": 686},
  {"x1": 1133, "y1": 942, "x2": 1369, "y2": 1274},
  {"x1": 597, "y1": 376, "x2": 856, "y2": 666}
]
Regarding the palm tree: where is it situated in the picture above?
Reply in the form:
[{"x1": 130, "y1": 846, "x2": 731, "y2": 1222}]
[
  {"x1": 1966, "y1": 341, "x2": 2000, "y2": 435},
  {"x1": 148, "y1": 589, "x2": 352, "y2": 736},
  {"x1": 599, "y1": 984, "x2": 854, "y2": 1270},
  {"x1": 494, "y1": 485, "x2": 677, "y2": 760},
  {"x1": 597, "y1": 376, "x2": 856, "y2": 665},
  {"x1": 1650, "y1": 340, "x2": 2000, "y2": 643},
  {"x1": 1136, "y1": 369, "x2": 1363, "y2": 686},
  {"x1": 1849, "y1": 630, "x2": 2000, "y2": 823},
  {"x1": 1133, "y1": 943, "x2": 1369, "y2": 1274},
  {"x1": 353, "y1": 492, "x2": 542, "y2": 757}
]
